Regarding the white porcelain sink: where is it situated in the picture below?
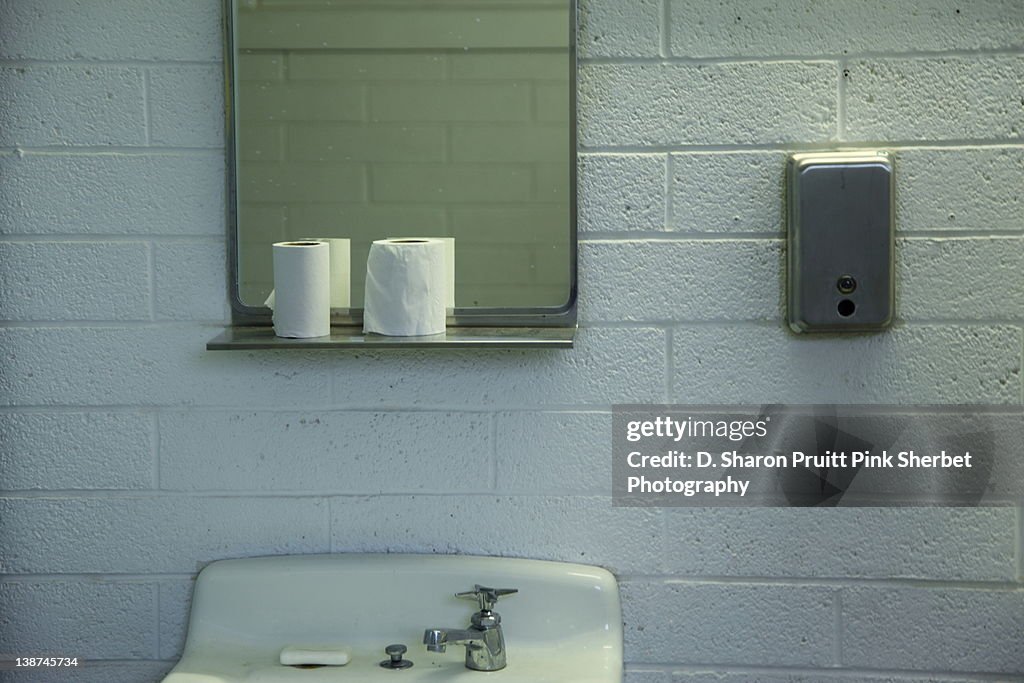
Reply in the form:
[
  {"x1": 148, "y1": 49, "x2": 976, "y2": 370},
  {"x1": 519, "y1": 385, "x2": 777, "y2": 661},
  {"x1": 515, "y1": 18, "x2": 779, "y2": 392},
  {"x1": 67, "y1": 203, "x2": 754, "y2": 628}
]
[{"x1": 162, "y1": 554, "x2": 622, "y2": 683}]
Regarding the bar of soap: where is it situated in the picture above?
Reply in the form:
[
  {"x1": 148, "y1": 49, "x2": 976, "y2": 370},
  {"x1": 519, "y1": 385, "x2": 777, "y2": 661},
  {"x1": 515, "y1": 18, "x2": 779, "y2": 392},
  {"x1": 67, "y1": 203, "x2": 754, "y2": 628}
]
[{"x1": 280, "y1": 646, "x2": 351, "y2": 666}]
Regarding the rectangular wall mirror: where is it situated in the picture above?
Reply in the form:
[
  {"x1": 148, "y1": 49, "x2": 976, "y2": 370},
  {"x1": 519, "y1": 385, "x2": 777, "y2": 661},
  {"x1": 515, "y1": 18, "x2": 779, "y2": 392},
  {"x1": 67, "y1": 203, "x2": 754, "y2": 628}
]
[{"x1": 225, "y1": 0, "x2": 576, "y2": 327}]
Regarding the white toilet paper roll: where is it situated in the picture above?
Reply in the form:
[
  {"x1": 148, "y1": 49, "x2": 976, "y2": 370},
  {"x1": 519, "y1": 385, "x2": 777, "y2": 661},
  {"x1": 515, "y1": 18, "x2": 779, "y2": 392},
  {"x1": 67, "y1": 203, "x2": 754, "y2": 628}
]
[
  {"x1": 301, "y1": 237, "x2": 351, "y2": 309},
  {"x1": 269, "y1": 241, "x2": 331, "y2": 338},
  {"x1": 363, "y1": 239, "x2": 447, "y2": 336},
  {"x1": 389, "y1": 236, "x2": 455, "y2": 309}
]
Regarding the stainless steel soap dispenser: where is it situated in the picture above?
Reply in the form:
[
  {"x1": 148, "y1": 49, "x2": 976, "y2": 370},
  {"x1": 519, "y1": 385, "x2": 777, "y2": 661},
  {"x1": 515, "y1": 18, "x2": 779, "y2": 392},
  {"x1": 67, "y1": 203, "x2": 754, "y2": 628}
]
[{"x1": 787, "y1": 151, "x2": 894, "y2": 333}]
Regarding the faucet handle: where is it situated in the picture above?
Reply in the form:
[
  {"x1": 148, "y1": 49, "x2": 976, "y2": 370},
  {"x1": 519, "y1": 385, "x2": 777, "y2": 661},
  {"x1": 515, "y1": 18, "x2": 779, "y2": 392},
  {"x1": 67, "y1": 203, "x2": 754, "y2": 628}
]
[{"x1": 456, "y1": 585, "x2": 518, "y2": 611}]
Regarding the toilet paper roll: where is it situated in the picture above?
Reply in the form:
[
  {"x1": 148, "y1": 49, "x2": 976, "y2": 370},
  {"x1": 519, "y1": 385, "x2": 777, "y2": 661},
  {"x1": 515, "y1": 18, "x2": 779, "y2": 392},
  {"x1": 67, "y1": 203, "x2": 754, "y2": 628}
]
[
  {"x1": 363, "y1": 238, "x2": 447, "y2": 336},
  {"x1": 389, "y1": 236, "x2": 455, "y2": 309},
  {"x1": 268, "y1": 241, "x2": 331, "y2": 338},
  {"x1": 301, "y1": 237, "x2": 351, "y2": 310}
]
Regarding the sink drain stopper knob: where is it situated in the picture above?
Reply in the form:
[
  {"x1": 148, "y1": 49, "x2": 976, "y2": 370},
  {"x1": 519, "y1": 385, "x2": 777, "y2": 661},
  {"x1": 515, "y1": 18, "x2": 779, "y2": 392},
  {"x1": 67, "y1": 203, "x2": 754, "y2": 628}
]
[{"x1": 381, "y1": 643, "x2": 413, "y2": 670}]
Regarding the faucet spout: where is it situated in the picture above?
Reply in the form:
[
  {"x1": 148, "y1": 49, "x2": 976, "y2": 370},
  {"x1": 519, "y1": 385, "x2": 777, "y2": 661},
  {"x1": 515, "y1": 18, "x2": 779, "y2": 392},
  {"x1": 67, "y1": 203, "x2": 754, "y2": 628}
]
[
  {"x1": 423, "y1": 585, "x2": 517, "y2": 672},
  {"x1": 422, "y1": 622, "x2": 506, "y2": 671},
  {"x1": 423, "y1": 628, "x2": 482, "y2": 653}
]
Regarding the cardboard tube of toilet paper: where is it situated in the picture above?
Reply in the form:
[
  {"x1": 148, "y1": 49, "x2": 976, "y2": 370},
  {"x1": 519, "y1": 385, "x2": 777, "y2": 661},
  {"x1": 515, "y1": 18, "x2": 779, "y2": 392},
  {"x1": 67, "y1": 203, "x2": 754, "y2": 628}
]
[
  {"x1": 363, "y1": 238, "x2": 447, "y2": 336},
  {"x1": 389, "y1": 236, "x2": 454, "y2": 309},
  {"x1": 270, "y1": 241, "x2": 331, "y2": 338},
  {"x1": 301, "y1": 237, "x2": 351, "y2": 310}
]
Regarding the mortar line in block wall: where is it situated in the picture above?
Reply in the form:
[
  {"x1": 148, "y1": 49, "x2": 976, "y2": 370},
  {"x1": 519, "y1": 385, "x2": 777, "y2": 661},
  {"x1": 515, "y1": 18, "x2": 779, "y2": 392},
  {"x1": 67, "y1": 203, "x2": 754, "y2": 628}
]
[
  {"x1": 4, "y1": 571, "x2": 1020, "y2": 591},
  {"x1": 579, "y1": 140, "x2": 1024, "y2": 153},
  {"x1": 151, "y1": 413, "x2": 160, "y2": 490},
  {"x1": 4, "y1": 488, "x2": 1024, "y2": 510},
  {"x1": 7, "y1": 406, "x2": 1024, "y2": 421},
  {"x1": 837, "y1": 58, "x2": 848, "y2": 140},
  {"x1": 616, "y1": 318, "x2": 1024, "y2": 328},
  {"x1": 622, "y1": 663, "x2": 1020, "y2": 681},
  {"x1": 8, "y1": 139, "x2": 1022, "y2": 155},
  {"x1": 1017, "y1": 501, "x2": 1023, "y2": 582},
  {"x1": 0, "y1": 406, "x2": 167, "y2": 415},
  {"x1": 0, "y1": 319, "x2": 233, "y2": 328},
  {"x1": 327, "y1": 365, "x2": 336, "y2": 405},
  {"x1": 10, "y1": 403, "x2": 1024, "y2": 416},
  {"x1": 323, "y1": 495, "x2": 333, "y2": 553},
  {"x1": 833, "y1": 588, "x2": 843, "y2": 666},
  {"x1": 0, "y1": 146, "x2": 224, "y2": 156},
  {"x1": 662, "y1": 152, "x2": 674, "y2": 232},
  {"x1": 657, "y1": 508, "x2": 670, "y2": 575},
  {"x1": 615, "y1": 574, "x2": 1024, "y2": 590},
  {"x1": 2, "y1": 401, "x2": 1024, "y2": 416},
  {"x1": 0, "y1": 573, "x2": 196, "y2": 582},
  {"x1": 495, "y1": 487, "x2": 619, "y2": 497},
  {"x1": 0, "y1": 58, "x2": 221, "y2": 68},
  {"x1": 0, "y1": 488, "x2": 516, "y2": 499},
  {"x1": 8, "y1": 404, "x2": 1024, "y2": 416},
  {"x1": 495, "y1": 485, "x2": 1023, "y2": 501},
  {"x1": 663, "y1": 327, "x2": 673, "y2": 403},
  {"x1": 619, "y1": 317, "x2": 1024, "y2": 329},
  {"x1": 328, "y1": 497, "x2": 335, "y2": 553},
  {"x1": 147, "y1": 241, "x2": 156, "y2": 321},
  {"x1": 0, "y1": 320, "x2": 672, "y2": 331},
  {"x1": 0, "y1": 490, "x2": 374, "y2": 502},
  {"x1": 0, "y1": 317, "x2": 253, "y2": 327},
  {"x1": 579, "y1": 229, "x2": 1024, "y2": 240},
  {"x1": 578, "y1": 47, "x2": 1024, "y2": 65},
  {"x1": 0, "y1": 405, "x2": 616, "y2": 416},
  {"x1": 6, "y1": 484, "x2": 1024, "y2": 503},
  {"x1": 574, "y1": 145, "x2": 1024, "y2": 161},
  {"x1": 0, "y1": 405, "x2": 587, "y2": 416},
  {"x1": 0, "y1": 235, "x2": 225, "y2": 244},
  {"x1": 142, "y1": 69, "x2": 152, "y2": 146},
  {"x1": 153, "y1": 582, "x2": 161, "y2": 661},
  {"x1": 489, "y1": 413, "x2": 498, "y2": 491},
  {"x1": 3, "y1": 45, "x2": 1021, "y2": 68},
  {"x1": 658, "y1": 0, "x2": 670, "y2": 59},
  {"x1": 580, "y1": 234, "x2": 784, "y2": 243},
  {"x1": 16, "y1": 315, "x2": 852, "y2": 326}
]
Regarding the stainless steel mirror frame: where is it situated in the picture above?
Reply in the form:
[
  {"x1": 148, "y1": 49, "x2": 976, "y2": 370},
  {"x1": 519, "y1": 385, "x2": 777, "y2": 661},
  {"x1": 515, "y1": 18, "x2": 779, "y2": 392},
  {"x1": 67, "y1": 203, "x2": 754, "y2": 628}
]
[{"x1": 221, "y1": 0, "x2": 578, "y2": 328}]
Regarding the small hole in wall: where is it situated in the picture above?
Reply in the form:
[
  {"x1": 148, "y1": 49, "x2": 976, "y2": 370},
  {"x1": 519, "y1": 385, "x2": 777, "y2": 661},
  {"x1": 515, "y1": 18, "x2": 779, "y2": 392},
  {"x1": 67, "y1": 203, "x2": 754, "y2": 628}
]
[{"x1": 837, "y1": 299, "x2": 856, "y2": 318}]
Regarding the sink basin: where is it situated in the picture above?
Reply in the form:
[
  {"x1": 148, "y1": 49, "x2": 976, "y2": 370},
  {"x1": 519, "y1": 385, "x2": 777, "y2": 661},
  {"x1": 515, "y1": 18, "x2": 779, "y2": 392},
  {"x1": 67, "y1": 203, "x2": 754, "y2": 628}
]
[{"x1": 162, "y1": 554, "x2": 622, "y2": 682}]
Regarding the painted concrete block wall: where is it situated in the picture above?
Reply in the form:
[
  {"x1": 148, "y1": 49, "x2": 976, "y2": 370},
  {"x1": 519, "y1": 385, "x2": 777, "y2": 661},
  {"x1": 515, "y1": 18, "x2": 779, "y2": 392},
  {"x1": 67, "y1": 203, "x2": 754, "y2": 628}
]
[{"x1": 0, "y1": 1, "x2": 1022, "y2": 682}]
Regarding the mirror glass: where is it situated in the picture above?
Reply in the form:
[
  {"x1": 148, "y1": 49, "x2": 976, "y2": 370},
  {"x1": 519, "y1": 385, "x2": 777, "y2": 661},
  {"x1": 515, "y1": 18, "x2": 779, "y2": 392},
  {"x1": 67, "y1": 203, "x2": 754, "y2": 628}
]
[{"x1": 230, "y1": 0, "x2": 574, "y2": 315}]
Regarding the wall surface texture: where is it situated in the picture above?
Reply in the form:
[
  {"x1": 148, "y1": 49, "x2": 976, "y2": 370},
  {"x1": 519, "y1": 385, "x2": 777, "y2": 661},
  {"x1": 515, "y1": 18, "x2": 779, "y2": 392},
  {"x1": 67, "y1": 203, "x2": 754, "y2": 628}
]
[{"x1": 1, "y1": 0, "x2": 1023, "y2": 681}]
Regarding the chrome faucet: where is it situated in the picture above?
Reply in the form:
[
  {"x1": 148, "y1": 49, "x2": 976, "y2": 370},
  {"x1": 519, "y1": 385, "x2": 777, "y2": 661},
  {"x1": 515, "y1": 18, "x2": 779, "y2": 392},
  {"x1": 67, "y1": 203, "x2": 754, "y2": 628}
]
[{"x1": 423, "y1": 585, "x2": 518, "y2": 671}]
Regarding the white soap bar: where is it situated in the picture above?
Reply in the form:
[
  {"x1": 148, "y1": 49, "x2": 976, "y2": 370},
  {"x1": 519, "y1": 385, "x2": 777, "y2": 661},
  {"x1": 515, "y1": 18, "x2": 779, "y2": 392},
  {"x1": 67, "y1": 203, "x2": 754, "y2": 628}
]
[{"x1": 280, "y1": 646, "x2": 351, "y2": 667}]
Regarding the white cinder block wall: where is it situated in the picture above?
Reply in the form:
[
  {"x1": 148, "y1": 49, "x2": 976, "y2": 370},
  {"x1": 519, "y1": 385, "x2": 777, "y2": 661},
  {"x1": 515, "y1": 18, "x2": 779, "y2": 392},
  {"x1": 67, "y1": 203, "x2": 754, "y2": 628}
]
[{"x1": 1, "y1": 0, "x2": 1022, "y2": 681}]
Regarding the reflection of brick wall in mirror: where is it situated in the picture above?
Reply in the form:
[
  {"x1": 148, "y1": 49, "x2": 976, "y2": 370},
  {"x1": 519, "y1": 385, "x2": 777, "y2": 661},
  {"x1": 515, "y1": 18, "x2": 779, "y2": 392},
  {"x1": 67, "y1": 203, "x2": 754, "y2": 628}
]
[{"x1": 233, "y1": 0, "x2": 572, "y2": 311}]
